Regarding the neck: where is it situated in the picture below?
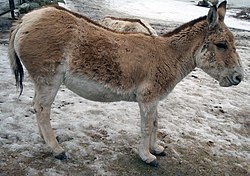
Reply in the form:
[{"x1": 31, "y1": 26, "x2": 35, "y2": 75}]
[{"x1": 162, "y1": 16, "x2": 209, "y2": 83}]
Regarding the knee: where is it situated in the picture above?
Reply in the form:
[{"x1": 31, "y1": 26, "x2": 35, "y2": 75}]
[{"x1": 33, "y1": 103, "x2": 43, "y2": 113}]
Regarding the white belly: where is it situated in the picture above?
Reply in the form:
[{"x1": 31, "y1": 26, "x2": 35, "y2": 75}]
[{"x1": 63, "y1": 73, "x2": 137, "y2": 102}]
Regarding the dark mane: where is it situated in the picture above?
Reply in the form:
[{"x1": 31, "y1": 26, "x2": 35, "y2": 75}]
[
  {"x1": 163, "y1": 16, "x2": 207, "y2": 37},
  {"x1": 50, "y1": 5, "x2": 150, "y2": 35}
]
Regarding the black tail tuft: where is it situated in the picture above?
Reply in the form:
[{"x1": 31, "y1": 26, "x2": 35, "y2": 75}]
[{"x1": 14, "y1": 52, "x2": 24, "y2": 97}]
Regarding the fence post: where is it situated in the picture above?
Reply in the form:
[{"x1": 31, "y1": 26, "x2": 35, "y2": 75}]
[{"x1": 9, "y1": 0, "x2": 15, "y2": 19}]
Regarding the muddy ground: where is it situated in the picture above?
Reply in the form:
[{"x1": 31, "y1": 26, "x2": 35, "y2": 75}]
[{"x1": 0, "y1": 0, "x2": 249, "y2": 175}]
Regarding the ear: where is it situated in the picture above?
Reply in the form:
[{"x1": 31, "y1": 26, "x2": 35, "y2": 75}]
[
  {"x1": 207, "y1": 5, "x2": 218, "y2": 29},
  {"x1": 217, "y1": 1, "x2": 227, "y2": 21}
]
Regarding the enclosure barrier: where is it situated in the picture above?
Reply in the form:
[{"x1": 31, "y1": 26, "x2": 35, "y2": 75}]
[{"x1": 0, "y1": 0, "x2": 24, "y2": 19}]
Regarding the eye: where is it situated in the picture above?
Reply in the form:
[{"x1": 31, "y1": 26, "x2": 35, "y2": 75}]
[{"x1": 215, "y1": 42, "x2": 228, "y2": 50}]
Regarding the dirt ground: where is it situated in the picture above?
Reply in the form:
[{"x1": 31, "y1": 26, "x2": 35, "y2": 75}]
[{"x1": 0, "y1": 0, "x2": 249, "y2": 175}]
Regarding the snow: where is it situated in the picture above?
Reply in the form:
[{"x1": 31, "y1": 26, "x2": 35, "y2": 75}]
[
  {"x1": 58, "y1": 1, "x2": 70, "y2": 10},
  {"x1": 107, "y1": 0, "x2": 250, "y2": 31},
  {"x1": 0, "y1": 0, "x2": 250, "y2": 175}
]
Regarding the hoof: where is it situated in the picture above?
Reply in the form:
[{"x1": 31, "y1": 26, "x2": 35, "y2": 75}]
[
  {"x1": 147, "y1": 160, "x2": 158, "y2": 167},
  {"x1": 54, "y1": 151, "x2": 67, "y2": 160},
  {"x1": 56, "y1": 136, "x2": 60, "y2": 142},
  {"x1": 153, "y1": 151, "x2": 166, "y2": 156}
]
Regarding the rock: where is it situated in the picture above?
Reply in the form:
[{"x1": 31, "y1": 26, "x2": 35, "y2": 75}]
[
  {"x1": 29, "y1": 2, "x2": 40, "y2": 10},
  {"x1": 197, "y1": 0, "x2": 219, "y2": 7},
  {"x1": 19, "y1": 3, "x2": 31, "y2": 14},
  {"x1": 18, "y1": 0, "x2": 65, "y2": 14},
  {"x1": 197, "y1": 0, "x2": 210, "y2": 7},
  {"x1": 19, "y1": 2, "x2": 40, "y2": 13}
]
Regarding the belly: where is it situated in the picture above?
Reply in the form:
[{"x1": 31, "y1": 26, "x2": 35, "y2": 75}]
[{"x1": 64, "y1": 73, "x2": 137, "y2": 102}]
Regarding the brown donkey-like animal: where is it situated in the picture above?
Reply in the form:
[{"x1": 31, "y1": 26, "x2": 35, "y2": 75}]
[{"x1": 8, "y1": 1, "x2": 243, "y2": 166}]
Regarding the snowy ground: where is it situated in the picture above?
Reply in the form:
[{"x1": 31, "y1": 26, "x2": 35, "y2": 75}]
[
  {"x1": 0, "y1": 0, "x2": 249, "y2": 175},
  {"x1": 107, "y1": 0, "x2": 250, "y2": 31}
]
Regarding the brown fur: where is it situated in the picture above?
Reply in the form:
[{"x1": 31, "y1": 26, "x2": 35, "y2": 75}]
[
  {"x1": 163, "y1": 16, "x2": 207, "y2": 37},
  {"x1": 8, "y1": 2, "x2": 243, "y2": 165}
]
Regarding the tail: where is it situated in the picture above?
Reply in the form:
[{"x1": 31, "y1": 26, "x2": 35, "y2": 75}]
[{"x1": 8, "y1": 23, "x2": 24, "y2": 97}]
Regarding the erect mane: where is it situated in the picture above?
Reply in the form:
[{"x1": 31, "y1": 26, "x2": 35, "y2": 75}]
[{"x1": 163, "y1": 16, "x2": 207, "y2": 37}]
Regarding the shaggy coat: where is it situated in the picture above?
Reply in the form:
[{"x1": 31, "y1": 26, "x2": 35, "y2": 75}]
[{"x1": 8, "y1": 1, "x2": 243, "y2": 166}]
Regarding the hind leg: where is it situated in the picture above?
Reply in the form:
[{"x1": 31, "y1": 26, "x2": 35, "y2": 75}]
[
  {"x1": 33, "y1": 91, "x2": 44, "y2": 140},
  {"x1": 33, "y1": 76, "x2": 66, "y2": 159}
]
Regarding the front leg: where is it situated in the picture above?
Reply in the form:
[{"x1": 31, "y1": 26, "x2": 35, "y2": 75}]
[
  {"x1": 150, "y1": 110, "x2": 165, "y2": 156},
  {"x1": 138, "y1": 101, "x2": 159, "y2": 166}
]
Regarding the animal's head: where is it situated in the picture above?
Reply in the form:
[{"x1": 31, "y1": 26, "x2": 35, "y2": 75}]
[{"x1": 197, "y1": 1, "x2": 243, "y2": 87}]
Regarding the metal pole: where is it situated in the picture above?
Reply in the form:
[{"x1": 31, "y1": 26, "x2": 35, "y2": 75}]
[{"x1": 9, "y1": 0, "x2": 15, "y2": 19}]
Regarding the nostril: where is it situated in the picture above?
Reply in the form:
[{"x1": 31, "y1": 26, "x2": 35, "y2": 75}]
[{"x1": 233, "y1": 73, "x2": 243, "y2": 83}]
